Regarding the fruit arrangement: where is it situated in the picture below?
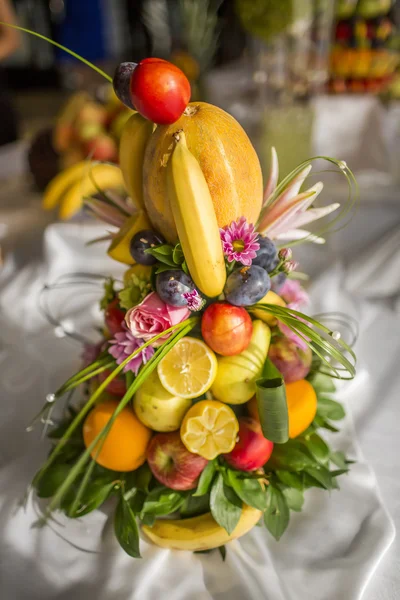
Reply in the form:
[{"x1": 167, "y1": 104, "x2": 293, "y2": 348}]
[
  {"x1": 329, "y1": 0, "x2": 399, "y2": 93},
  {"x1": 6, "y1": 24, "x2": 357, "y2": 559}
]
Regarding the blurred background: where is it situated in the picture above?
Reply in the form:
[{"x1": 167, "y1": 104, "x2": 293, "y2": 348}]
[{"x1": 0, "y1": 0, "x2": 399, "y2": 272}]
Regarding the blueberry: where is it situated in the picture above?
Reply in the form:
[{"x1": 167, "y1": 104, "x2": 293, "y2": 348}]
[
  {"x1": 271, "y1": 272, "x2": 287, "y2": 293},
  {"x1": 224, "y1": 265, "x2": 270, "y2": 306},
  {"x1": 113, "y1": 62, "x2": 137, "y2": 110},
  {"x1": 156, "y1": 270, "x2": 195, "y2": 306},
  {"x1": 253, "y1": 237, "x2": 277, "y2": 272},
  {"x1": 129, "y1": 229, "x2": 165, "y2": 265}
]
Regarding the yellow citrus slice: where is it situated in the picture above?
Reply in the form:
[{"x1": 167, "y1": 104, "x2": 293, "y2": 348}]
[
  {"x1": 180, "y1": 400, "x2": 239, "y2": 460},
  {"x1": 157, "y1": 337, "x2": 217, "y2": 399}
]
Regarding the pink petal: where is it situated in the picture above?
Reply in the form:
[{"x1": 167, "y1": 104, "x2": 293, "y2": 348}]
[
  {"x1": 261, "y1": 188, "x2": 320, "y2": 238},
  {"x1": 263, "y1": 147, "x2": 279, "y2": 207},
  {"x1": 283, "y1": 202, "x2": 340, "y2": 229}
]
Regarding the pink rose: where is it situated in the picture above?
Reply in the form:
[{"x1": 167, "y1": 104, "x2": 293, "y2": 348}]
[{"x1": 125, "y1": 292, "x2": 190, "y2": 347}]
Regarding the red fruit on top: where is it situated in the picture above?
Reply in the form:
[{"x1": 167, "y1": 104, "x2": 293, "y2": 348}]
[
  {"x1": 105, "y1": 298, "x2": 125, "y2": 336},
  {"x1": 130, "y1": 58, "x2": 191, "y2": 124},
  {"x1": 98, "y1": 369, "x2": 127, "y2": 397},
  {"x1": 201, "y1": 302, "x2": 253, "y2": 356},
  {"x1": 146, "y1": 431, "x2": 208, "y2": 490},
  {"x1": 224, "y1": 417, "x2": 274, "y2": 471}
]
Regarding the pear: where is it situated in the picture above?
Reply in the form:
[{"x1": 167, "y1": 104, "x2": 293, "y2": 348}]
[{"x1": 211, "y1": 320, "x2": 271, "y2": 405}]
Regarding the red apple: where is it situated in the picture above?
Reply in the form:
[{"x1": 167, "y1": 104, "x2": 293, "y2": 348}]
[
  {"x1": 84, "y1": 134, "x2": 118, "y2": 162},
  {"x1": 147, "y1": 431, "x2": 208, "y2": 490},
  {"x1": 201, "y1": 303, "x2": 253, "y2": 356},
  {"x1": 98, "y1": 369, "x2": 126, "y2": 397},
  {"x1": 105, "y1": 298, "x2": 125, "y2": 336},
  {"x1": 130, "y1": 58, "x2": 191, "y2": 124},
  {"x1": 224, "y1": 417, "x2": 274, "y2": 471}
]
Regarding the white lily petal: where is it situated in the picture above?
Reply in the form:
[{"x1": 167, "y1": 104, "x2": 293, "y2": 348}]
[
  {"x1": 260, "y1": 182, "x2": 323, "y2": 237},
  {"x1": 289, "y1": 202, "x2": 340, "y2": 228},
  {"x1": 263, "y1": 147, "x2": 279, "y2": 207},
  {"x1": 275, "y1": 229, "x2": 326, "y2": 244},
  {"x1": 270, "y1": 164, "x2": 312, "y2": 208}
]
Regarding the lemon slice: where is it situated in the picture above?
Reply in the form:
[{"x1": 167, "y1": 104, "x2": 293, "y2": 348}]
[
  {"x1": 157, "y1": 337, "x2": 217, "y2": 399},
  {"x1": 180, "y1": 400, "x2": 239, "y2": 460}
]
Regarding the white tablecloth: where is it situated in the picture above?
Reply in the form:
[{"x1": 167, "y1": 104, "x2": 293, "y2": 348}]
[{"x1": 0, "y1": 216, "x2": 398, "y2": 600}]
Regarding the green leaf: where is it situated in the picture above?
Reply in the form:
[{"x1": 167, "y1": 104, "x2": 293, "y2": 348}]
[
  {"x1": 267, "y1": 442, "x2": 317, "y2": 471},
  {"x1": 301, "y1": 433, "x2": 330, "y2": 463},
  {"x1": 73, "y1": 478, "x2": 116, "y2": 517},
  {"x1": 276, "y1": 470, "x2": 304, "y2": 489},
  {"x1": 304, "y1": 466, "x2": 334, "y2": 490},
  {"x1": 35, "y1": 464, "x2": 72, "y2": 498},
  {"x1": 193, "y1": 461, "x2": 216, "y2": 497},
  {"x1": 308, "y1": 372, "x2": 336, "y2": 394},
  {"x1": 114, "y1": 494, "x2": 141, "y2": 558},
  {"x1": 218, "y1": 545, "x2": 227, "y2": 561},
  {"x1": 256, "y1": 359, "x2": 288, "y2": 444},
  {"x1": 227, "y1": 470, "x2": 267, "y2": 510},
  {"x1": 313, "y1": 415, "x2": 339, "y2": 432},
  {"x1": 145, "y1": 245, "x2": 176, "y2": 267},
  {"x1": 330, "y1": 451, "x2": 348, "y2": 470},
  {"x1": 140, "y1": 513, "x2": 156, "y2": 527},
  {"x1": 140, "y1": 487, "x2": 186, "y2": 517},
  {"x1": 135, "y1": 463, "x2": 153, "y2": 493},
  {"x1": 210, "y1": 473, "x2": 242, "y2": 535},
  {"x1": 180, "y1": 493, "x2": 210, "y2": 517},
  {"x1": 100, "y1": 277, "x2": 115, "y2": 310},
  {"x1": 317, "y1": 397, "x2": 346, "y2": 421},
  {"x1": 128, "y1": 490, "x2": 146, "y2": 514},
  {"x1": 264, "y1": 485, "x2": 290, "y2": 541},
  {"x1": 330, "y1": 468, "x2": 349, "y2": 478},
  {"x1": 182, "y1": 261, "x2": 189, "y2": 275},
  {"x1": 172, "y1": 244, "x2": 184, "y2": 265},
  {"x1": 281, "y1": 487, "x2": 304, "y2": 512},
  {"x1": 155, "y1": 264, "x2": 179, "y2": 274}
]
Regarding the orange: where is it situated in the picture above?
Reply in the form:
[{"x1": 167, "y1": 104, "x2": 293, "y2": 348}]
[
  {"x1": 83, "y1": 400, "x2": 152, "y2": 471},
  {"x1": 247, "y1": 379, "x2": 317, "y2": 439},
  {"x1": 143, "y1": 102, "x2": 263, "y2": 242}
]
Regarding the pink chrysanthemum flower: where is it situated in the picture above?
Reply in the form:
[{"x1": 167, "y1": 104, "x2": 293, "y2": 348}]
[
  {"x1": 108, "y1": 325, "x2": 154, "y2": 375},
  {"x1": 220, "y1": 217, "x2": 260, "y2": 266},
  {"x1": 183, "y1": 289, "x2": 205, "y2": 312}
]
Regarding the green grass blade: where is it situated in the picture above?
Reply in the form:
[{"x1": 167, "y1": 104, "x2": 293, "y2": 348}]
[{"x1": 0, "y1": 22, "x2": 112, "y2": 82}]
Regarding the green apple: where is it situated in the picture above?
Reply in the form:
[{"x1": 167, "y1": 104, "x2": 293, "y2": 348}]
[
  {"x1": 211, "y1": 320, "x2": 271, "y2": 405},
  {"x1": 133, "y1": 371, "x2": 192, "y2": 432}
]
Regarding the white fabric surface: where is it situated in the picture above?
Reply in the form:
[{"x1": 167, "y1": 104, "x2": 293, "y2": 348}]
[{"x1": 0, "y1": 220, "x2": 397, "y2": 600}]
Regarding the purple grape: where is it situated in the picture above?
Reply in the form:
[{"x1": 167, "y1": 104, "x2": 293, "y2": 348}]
[
  {"x1": 156, "y1": 270, "x2": 195, "y2": 306},
  {"x1": 224, "y1": 265, "x2": 270, "y2": 306},
  {"x1": 129, "y1": 230, "x2": 165, "y2": 265},
  {"x1": 252, "y1": 236, "x2": 277, "y2": 272},
  {"x1": 113, "y1": 62, "x2": 137, "y2": 110}
]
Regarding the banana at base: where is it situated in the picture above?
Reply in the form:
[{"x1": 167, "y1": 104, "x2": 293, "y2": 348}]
[{"x1": 142, "y1": 504, "x2": 262, "y2": 551}]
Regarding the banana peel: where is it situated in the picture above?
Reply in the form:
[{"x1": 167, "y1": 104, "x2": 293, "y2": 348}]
[
  {"x1": 142, "y1": 503, "x2": 262, "y2": 551},
  {"x1": 58, "y1": 163, "x2": 125, "y2": 220},
  {"x1": 42, "y1": 160, "x2": 90, "y2": 210},
  {"x1": 107, "y1": 211, "x2": 151, "y2": 265},
  {"x1": 119, "y1": 112, "x2": 154, "y2": 210}
]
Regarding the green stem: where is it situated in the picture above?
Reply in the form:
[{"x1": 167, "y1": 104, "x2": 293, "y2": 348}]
[
  {"x1": 47, "y1": 320, "x2": 197, "y2": 515},
  {"x1": 61, "y1": 361, "x2": 115, "y2": 394},
  {"x1": 55, "y1": 355, "x2": 111, "y2": 397},
  {"x1": 0, "y1": 22, "x2": 112, "y2": 82},
  {"x1": 33, "y1": 320, "x2": 197, "y2": 490}
]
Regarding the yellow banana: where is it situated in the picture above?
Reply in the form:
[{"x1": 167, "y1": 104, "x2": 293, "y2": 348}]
[
  {"x1": 142, "y1": 504, "x2": 262, "y2": 551},
  {"x1": 107, "y1": 211, "x2": 151, "y2": 264},
  {"x1": 166, "y1": 131, "x2": 226, "y2": 297},
  {"x1": 58, "y1": 163, "x2": 125, "y2": 220},
  {"x1": 42, "y1": 161, "x2": 90, "y2": 210},
  {"x1": 119, "y1": 112, "x2": 154, "y2": 210}
]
